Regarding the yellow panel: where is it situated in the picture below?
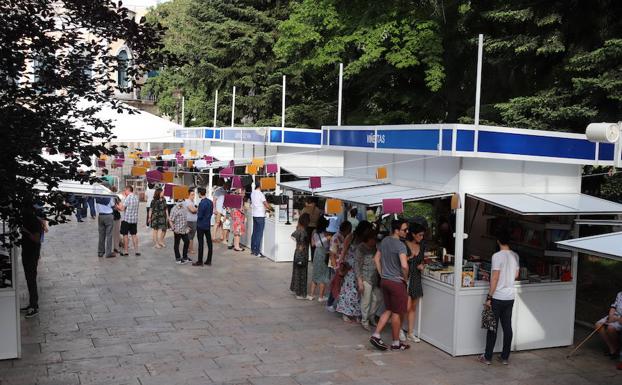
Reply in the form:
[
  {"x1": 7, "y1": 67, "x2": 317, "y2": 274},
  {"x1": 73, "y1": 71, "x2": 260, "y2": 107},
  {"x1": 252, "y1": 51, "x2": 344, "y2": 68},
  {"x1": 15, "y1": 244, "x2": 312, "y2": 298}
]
[
  {"x1": 326, "y1": 199, "x2": 342, "y2": 215},
  {"x1": 251, "y1": 158, "x2": 265, "y2": 167},
  {"x1": 131, "y1": 166, "x2": 147, "y2": 176},
  {"x1": 163, "y1": 149, "x2": 172, "y2": 155},
  {"x1": 162, "y1": 171, "x2": 174, "y2": 183},
  {"x1": 246, "y1": 165, "x2": 258, "y2": 175},
  {"x1": 190, "y1": 150, "x2": 198, "y2": 157},
  {"x1": 260, "y1": 177, "x2": 276, "y2": 190},
  {"x1": 172, "y1": 185, "x2": 189, "y2": 200},
  {"x1": 376, "y1": 167, "x2": 388, "y2": 179}
]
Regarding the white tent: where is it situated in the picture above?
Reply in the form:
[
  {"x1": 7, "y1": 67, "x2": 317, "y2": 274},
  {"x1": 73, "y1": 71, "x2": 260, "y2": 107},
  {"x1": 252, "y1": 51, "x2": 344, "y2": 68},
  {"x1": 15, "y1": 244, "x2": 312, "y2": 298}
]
[{"x1": 87, "y1": 102, "x2": 183, "y2": 144}]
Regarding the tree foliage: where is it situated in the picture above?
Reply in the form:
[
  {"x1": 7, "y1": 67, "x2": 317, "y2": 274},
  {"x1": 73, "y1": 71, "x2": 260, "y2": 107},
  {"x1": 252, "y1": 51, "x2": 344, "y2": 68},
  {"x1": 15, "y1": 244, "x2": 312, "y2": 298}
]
[{"x1": 0, "y1": 0, "x2": 164, "y2": 240}]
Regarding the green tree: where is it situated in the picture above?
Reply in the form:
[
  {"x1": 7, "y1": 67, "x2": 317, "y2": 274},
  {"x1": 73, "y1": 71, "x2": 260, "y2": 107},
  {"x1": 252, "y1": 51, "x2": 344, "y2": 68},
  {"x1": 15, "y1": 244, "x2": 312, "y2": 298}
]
[
  {"x1": 0, "y1": 0, "x2": 163, "y2": 240},
  {"x1": 143, "y1": 0, "x2": 289, "y2": 127}
]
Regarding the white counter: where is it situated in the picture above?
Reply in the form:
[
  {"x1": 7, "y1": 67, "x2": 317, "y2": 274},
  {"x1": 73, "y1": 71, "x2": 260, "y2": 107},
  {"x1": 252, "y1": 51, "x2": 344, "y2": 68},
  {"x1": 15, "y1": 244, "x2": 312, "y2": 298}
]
[
  {"x1": 419, "y1": 277, "x2": 576, "y2": 356},
  {"x1": 0, "y1": 245, "x2": 20, "y2": 360},
  {"x1": 240, "y1": 210, "x2": 296, "y2": 263}
]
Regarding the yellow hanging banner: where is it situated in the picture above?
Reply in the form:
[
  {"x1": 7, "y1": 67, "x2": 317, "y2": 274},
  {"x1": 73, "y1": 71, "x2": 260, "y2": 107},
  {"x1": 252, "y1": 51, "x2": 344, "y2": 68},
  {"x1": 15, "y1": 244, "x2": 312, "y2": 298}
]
[
  {"x1": 376, "y1": 167, "x2": 388, "y2": 179},
  {"x1": 326, "y1": 199, "x2": 343, "y2": 215},
  {"x1": 260, "y1": 177, "x2": 276, "y2": 190},
  {"x1": 172, "y1": 185, "x2": 189, "y2": 200},
  {"x1": 131, "y1": 166, "x2": 147, "y2": 176},
  {"x1": 163, "y1": 149, "x2": 172, "y2": 155},
  {"x1": 246, "y1": 164, "x2": 258, "y2": 175},
  {"x1": 178, "y1": 147, "x2": 186, "y2": 154},
  {"x1": 162, "y1": 171, "x2": 174, "y2": 183},
  {"x1": 251, "y1": 158, "x2": 265, "y2": 168}
]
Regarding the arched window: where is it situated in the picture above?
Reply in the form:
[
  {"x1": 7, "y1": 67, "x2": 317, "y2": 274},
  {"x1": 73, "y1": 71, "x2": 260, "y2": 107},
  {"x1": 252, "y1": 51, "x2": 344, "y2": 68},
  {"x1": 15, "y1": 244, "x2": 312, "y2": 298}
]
[{"x1": 117, "y1": 50, "x2": 129, "y2": 88}]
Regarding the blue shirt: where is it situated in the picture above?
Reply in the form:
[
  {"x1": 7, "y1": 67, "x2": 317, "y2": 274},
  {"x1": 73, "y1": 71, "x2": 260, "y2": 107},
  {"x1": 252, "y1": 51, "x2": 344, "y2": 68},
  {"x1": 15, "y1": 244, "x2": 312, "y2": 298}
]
[
  {"x1": 197, "y1": 197, "x2": 213, "y2": 230},
  {"x1": 96, "y1": 197, "x2": 115, "y2": 214}
]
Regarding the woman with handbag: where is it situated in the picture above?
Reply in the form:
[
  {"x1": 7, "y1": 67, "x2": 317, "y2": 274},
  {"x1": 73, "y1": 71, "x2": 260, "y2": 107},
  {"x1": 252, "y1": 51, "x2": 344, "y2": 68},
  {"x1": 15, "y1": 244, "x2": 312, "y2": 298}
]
[
  {"x1": 290, "y1": 213, "x2": 311, "y2": 299},
  {"x1": 309, "y1": 216, "x2": 331, "y2": 301}
]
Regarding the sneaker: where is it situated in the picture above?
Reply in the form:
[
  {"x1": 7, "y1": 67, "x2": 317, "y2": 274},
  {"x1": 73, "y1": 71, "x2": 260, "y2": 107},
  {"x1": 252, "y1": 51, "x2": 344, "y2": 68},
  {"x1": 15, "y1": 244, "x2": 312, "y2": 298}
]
[
  {"x1": 477, "y1": 354, "x2": 491, "y2": 365},
  {"x1": 369, "y1": 335, "x2": 388, "y2": 351},
  {"x1": 258, "y1": 253, "x2": 266, "y2": 258},
  {"x1": 326, "y1": 305, "x2": 335, "y2": 312},
  {"x1": 306, "y1": 295, "x2": 314, "y2": 301},
  {"x1": 318, "y1": 297, "x2": 328, "y2": 303},
  {"x1": 407, "y1": 333, "x2": 421, "y2": 343},
  {"x1": 25, "y1": 308, "x2": 39, "y2": 318},
  {"x1": 295, "y1": 295, "x2": 305, "y2": 300},
  {"x1": 496, "y1": 356, "x2": 508, "y2": 365},
  {"x1": 361, "y1": 322, "x2": 371, "y2": 331},
  {"x1": 183, "y1": 257, "x2": 192, "y2": 262},
  {"x1": 176, "y1": 260, "x2": 183, "y2": 265},
  {"x1": 399, "y1": 329, "x2": 406, "y2": 341},
  {"x1": 20, "y1": 305, "x2": 32, "y2": 312},
  {"x1": 391, "y1": 342, "x2": 410, "y2": 351},
  {"x1": 191, "y1": 261, "x2": 203, "y2": 266}
]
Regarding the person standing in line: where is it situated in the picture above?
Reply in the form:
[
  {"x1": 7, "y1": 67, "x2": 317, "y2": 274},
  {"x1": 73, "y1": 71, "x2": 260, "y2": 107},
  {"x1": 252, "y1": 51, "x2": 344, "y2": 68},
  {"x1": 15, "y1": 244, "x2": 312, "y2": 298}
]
[
  {"x1": 96, "y1": 194, "x2": 117, "y2": 258},
  {"x1": 110, "y1": 186, "x2": 123, "y2": 253},
  {"x1": 212, "y1": 182, "x2": 226, "y2": 242},
  {"x1": 230, "y1": 193, "x2": 247, "y2": 252},
  {"x1": 250, "y1": 183, "x2": 272, "y2": 258},
  {"x1": 169, "y1": 200, "x2": 191, "y2": 264},
  {"x1": 148, "y1": 188, "x2": 168, "y2": 248},
  {"x1": 290, "y1": 213, "x2": 310, "y2": 299},
  {"x1": 86, "y1": 196, "x2": 96, "y2": 219},
  {"x1": 301, "y1": 197, "x2": 322, "y2": 260},
  {"x1": 183, "y1": 188, "x2": 198, "y2": 256},
  {"x1": 347, "y1": 207, "x2": 360, "y2": 230},
  {"x1": 326, "y1": 220, "x2": 351, "y2": 312},
  {"x1": 309, "y1": 216, "x2": 331, "y2": 301},
  {"x1": 369, "y1": 219, "x2": 410, "y2": 351},
  {"x1": 403, "y1": 222, "x2": 426, "y2": 342},
  {"x1": 119, "y1": 185, "x2": 140, "y2": 256},
  {"x1": 194, "y1": 187, "x2": 214, "y2": 266},
  {"x1": 145, "y1": 183, "x2": 155, "y2": 227},
  {"x1": 356, "y1": 229, "x2": 381, "y2": 331},
  {"x1": 20, "y1": 202, "x2": 43, "y2": 318},
  {"x1": 479, "y1": 229, "x2": 519, "y2": 365}
]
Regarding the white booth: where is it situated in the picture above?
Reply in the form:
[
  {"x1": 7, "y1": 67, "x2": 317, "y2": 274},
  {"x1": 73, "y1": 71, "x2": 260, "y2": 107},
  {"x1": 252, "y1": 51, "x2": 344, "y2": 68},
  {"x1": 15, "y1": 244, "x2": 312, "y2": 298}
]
[
  {"x1": 0, "y1": 221, "x2": 20, "y2": 360},
  {"x1": 177, "y1": 123, "x2": 622, "y2": 356}
]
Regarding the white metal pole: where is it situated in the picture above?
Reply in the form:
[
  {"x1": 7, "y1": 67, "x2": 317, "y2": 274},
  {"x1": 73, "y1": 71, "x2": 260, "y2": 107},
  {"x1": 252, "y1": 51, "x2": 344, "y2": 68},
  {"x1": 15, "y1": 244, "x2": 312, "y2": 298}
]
[
  {"x1": 281, "y1": 75, "x2": 286, "y2": 129},
  {"x1": 231, "y1": 86, "x2": 236, "y2": 128},
  {"x1": 213, "y1": 89, "x2": 218, "y2": 128},
  {"x1": 181, "y1": 96, "x2": 185, "y2": 127},
  {"x1": 474, "y1": 34, "x2": 483, "y2": 152},
  {"x1": 337, "y1": 62, "x2": 343, "y2": 126}
]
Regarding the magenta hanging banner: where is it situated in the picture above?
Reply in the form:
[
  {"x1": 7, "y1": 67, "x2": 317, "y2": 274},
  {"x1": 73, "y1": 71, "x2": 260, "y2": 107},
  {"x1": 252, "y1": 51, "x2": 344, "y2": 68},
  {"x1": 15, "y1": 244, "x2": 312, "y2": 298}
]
[
  {"x1": 163, "y1": 183, "x2": 174, "y2": 197},
  {"x1": 231, "y1": 175, "x2": 243, "y2": 189},
  {"x1": 382, "y1": 198, "x2": 403, "y2": 214},
  {"x1": 223, "y1": 194, "x2": 243, "y2": 209},
  {"x1": 220, "y1": 167, "x2": 234, "y2": 178},
  {"x1": 265, "y1": 163, "x2": 278, "y2": 174},
  {"x1": 309, "y1": 176, "x2": 321, "y2": 189},
  {"x1": 146, "y1": 170, "x2": 163, "y2": 183},
  {"x1": 114, "y1": 158, "x2": 124, "y2": 166},
  {"x1": 97, "y1": 159, "x2": 106, "y2": 168}
]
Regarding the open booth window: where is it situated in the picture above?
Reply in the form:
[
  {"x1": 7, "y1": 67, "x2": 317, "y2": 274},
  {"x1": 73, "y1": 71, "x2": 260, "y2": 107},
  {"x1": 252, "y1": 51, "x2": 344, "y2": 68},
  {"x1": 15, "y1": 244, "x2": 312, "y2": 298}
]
[{"x1": 462, "y1": 196, "x2": 575, "y2": 289}]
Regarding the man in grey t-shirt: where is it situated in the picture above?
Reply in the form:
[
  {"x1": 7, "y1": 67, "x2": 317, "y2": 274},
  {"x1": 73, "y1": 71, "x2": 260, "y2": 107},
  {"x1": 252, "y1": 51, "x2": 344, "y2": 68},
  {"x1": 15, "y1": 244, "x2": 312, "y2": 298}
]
[{"x1": 369, "y1": 219, "x2": 410, "y2": 351}]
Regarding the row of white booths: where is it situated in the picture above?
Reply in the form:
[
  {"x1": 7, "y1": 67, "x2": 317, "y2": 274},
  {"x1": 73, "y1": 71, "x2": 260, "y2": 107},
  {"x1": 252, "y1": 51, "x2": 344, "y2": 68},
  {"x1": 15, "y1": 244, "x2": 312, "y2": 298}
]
[{"x1": 178, "y1": 123, "x2": 622, "y2": 357}]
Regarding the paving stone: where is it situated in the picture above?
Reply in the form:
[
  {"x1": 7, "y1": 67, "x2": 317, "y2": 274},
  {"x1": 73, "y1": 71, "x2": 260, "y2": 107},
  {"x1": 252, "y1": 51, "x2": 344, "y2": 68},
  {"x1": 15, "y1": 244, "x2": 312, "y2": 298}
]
[{"x1": 3, "y1": 212, "x2": 620, "y2": 385}]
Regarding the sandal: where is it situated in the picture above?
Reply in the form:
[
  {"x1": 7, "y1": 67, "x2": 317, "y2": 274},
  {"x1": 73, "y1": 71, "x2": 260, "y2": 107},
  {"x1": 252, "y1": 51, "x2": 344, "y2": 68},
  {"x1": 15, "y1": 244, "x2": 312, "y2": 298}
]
[{"x1": 391, "y1": 342, "x2": 411, "y2": 351}]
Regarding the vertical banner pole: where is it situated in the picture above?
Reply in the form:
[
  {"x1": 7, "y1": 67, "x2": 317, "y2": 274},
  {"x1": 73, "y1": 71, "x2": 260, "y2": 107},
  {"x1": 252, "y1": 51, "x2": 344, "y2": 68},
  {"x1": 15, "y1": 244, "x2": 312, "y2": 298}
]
[
  {"x1": 181, "y1": 96, "x2": 185, "y2": 127},
  {"x1": 474, "y1": 34, "x2": 483, "y2": 153},
  {"x1": 213, "y1": 89, "x2": 218, "y2": 128},
  {"x1": 281, "y1": 75, "x2": 286, "y2": 129},
  {"x1": 231, "y1": 86, "x2": 236, "y2": 129},
  {"x1": 337, "y1": 63, "x2": 343, "y2": 126}
]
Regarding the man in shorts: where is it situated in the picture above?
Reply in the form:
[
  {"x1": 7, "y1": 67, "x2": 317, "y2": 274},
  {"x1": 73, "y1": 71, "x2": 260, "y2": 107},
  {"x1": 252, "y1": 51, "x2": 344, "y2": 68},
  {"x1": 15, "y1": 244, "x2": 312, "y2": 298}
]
[
  {"x1": 119, "y1": 185, "x2": 140, "y2": 256},
  {"x1": 369, "y1": 219, "x2": 410, "y2": 351}
]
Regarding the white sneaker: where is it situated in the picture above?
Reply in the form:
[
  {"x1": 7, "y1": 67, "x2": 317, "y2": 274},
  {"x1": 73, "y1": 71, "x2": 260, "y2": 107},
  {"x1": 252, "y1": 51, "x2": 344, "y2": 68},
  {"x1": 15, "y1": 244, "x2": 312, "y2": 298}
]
[
  {"x1": 326, "y1": 305, "x2": 335, "y2": 312},
  {"x1": 306, "y1": 295, "x2": 314, "y2": 301},
  {"x1": 318, "y1": 297, "x2": 328, "y2": 303},
  {"x1": 295, "y1": 295, "x2": 305, "y2": 300},
  {"x1": 399, "y1": 329, "x2": 406, "y2": 341},
  {"x1": 407, "y1": 334, "x2": 421, "y2": 343}
]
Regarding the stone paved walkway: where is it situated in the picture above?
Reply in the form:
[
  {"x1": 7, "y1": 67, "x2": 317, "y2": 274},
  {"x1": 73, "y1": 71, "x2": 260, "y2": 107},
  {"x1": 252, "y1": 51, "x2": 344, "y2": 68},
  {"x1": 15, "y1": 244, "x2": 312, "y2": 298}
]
[{"x1": 1, "y1": 214, "x2": 621, "y2": 385}]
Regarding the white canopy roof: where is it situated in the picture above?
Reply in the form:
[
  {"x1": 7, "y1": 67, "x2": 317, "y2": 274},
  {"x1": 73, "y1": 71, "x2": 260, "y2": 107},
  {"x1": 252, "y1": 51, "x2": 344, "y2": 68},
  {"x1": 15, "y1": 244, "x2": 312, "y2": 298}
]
[
  {"x1": 195, "y1": 159, "x2": 252, "y2": 170},
  {"x1": 87, "y1": 102, "x2": 183, "y2": 144},
  {"x1": 317, "y1": 183, "x2": 452, "y2": 206},
  {"x1": 557, "y1": 232, "x2": 622, "y2": 262},
  {"x1": 469, "y1": 193, "x2": 622, "y2": 215},
  {"x1": 34, "y1": 180, "x2": 116, "y2": 198},
  {"x1": 280, "y1": 165, "x2": 343, "y2": 177},
  {"x1": 279, "y1": 177, "x2": 382, "y2": 194}
]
